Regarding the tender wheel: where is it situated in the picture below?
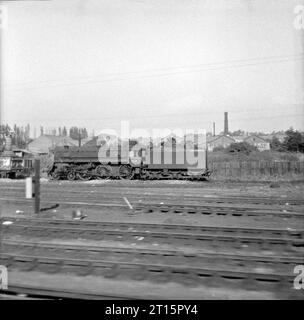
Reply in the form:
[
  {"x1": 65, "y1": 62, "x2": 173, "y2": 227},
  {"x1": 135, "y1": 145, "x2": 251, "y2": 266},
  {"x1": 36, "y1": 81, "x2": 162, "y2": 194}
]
[
  {"x1": 67, "y1": 171, "x2": 76, "y2": 181},
  {"x1": 118, "y1": 165, "x2": 134, "y2": 180},
  {"x1": 95, "y1": 165, "x2": 111, "y2": 180}
]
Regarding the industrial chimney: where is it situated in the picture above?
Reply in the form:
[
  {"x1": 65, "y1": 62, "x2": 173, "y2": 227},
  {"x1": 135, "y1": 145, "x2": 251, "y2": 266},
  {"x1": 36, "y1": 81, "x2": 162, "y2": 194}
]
[{"x1": 224, "y1": 112, "x2": 228, "y2": 135}]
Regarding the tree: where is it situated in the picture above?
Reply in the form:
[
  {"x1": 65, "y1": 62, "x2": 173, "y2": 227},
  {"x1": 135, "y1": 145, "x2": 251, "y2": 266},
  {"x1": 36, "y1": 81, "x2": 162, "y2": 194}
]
[
  {"x1": 62, "y1": 127, "x2": 67, "y2": 136},
  {"x1": 283, "y1": 128, "x2": 304, "y2": 153},
  {"x1": 69, "y1": 127, "x2": 79, "y2": 140},
  {"x1": 270, "y1": 136, "x2": 285, "y2": 151},
  {"x1": 231, "y1": 130, "x2": 245, "y2": 136},
  {"x1": 80, "y1": 127, "x2": 88, "y2": 139},
  {"x1": 0, "y1": 124, "x2": 12, "y2": 151},
  {"x1": 69, "y1": 127, "x2": 88, "y2": 140}
]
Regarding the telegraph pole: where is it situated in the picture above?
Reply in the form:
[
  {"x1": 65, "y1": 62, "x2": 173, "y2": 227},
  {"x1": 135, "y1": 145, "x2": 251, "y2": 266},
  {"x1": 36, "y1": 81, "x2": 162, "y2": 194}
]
[
  {"x1": 0, "y1": 4, "x2": 4, "y2": 128},
  {"x1": 0, "y1": 4, "x2": 3, "y2": 265},
  {"x1": 34, "y1": 159, "x2": 40, "y2": 214},
  {"x1": 78, "y1": 129, "x2": 81, "y2": 147}
]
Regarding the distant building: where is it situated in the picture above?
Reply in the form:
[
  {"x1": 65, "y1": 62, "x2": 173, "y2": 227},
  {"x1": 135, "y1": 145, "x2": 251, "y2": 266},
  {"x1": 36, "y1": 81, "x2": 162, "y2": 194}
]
[
  {"x1": 259, "y1": 133, "x2": 286, "y2": 143},
  {"x1": 207, "y1": 135, "x2": 235, "y2": 151},
  {"x1": 243, "y1": 134, "x2": 270, "y2": 151},
  {"x1": 27, "y1": 135, "x2": 78, "y2": 154}
]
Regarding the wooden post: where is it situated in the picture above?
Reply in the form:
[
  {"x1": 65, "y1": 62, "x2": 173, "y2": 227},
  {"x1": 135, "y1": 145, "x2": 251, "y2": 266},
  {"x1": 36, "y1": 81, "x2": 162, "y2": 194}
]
[
  {"x1": 78, "y1": 131, "x2": 81, "y2": 147},
  {"x1": 34, "y1": 159, "x2": 40, "y2": 214}
]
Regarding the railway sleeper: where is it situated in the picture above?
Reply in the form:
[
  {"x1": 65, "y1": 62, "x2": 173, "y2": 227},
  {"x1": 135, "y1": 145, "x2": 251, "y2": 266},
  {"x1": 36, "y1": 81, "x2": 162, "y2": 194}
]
[
  {"x1": 35, "y1": 258, "x2": 63, "y2": 274},
  {"x1": 11, "y1": 257, "x2": 38, "y2": 272},
  {"x1": 62, "y1": 260, "x2": 94, "y2": 276}
]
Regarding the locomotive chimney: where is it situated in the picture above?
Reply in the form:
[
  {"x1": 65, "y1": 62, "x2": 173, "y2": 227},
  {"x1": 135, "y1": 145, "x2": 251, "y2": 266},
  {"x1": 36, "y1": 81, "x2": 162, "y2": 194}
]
[{"x1": 224, "y1": 112, "x2": 228, "y2": 135}]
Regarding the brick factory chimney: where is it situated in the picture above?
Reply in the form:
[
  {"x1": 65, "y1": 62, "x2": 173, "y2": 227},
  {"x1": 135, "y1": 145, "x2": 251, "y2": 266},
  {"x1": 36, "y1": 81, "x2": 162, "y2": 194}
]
[
  {"x1": 224, "y1": 112, "x2": 228, "y2": 135},
  {"x1": 213, "y1": 122, "x2": 215, "y2": 136}
]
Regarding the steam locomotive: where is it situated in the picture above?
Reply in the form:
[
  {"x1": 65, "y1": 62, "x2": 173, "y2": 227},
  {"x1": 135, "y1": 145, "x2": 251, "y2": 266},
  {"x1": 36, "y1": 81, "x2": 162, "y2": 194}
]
[{"x1": 48, "y1": 137, "x2": 211, "y2": 181}]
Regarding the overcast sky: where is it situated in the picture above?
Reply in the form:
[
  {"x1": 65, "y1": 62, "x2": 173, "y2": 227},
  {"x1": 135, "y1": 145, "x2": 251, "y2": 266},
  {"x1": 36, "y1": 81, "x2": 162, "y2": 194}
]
[{"x1": 1, "y1": 0, "x2": 304, "y2": 135}]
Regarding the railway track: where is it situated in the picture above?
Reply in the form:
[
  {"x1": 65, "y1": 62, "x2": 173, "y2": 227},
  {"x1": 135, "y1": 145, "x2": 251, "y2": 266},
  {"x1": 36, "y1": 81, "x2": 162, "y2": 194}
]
[
  {"x1": 1, "y1": 217, "x2": 303, "y2": 299},
  {"x1": 2, "y1": 239, "x2": 304, "y2": 272},
  {"x1": 0, "y1": 184, "x2": 303, "y2": 206},
  {"x1": 0, "y1": 284, "x2": 135, "y2": 300},
  {"x1": 1, "y1": 196, "x2": 304, "y2": 220},
  {"x1": 0, "y1": 243, "x2": 303, "y2": 299},
  {"x1": 2, "y1": 217, "x2": 304, "y2": 253},
  {"x1": 0, "y1": 252, "x2": 300, "y2": 294},
  {"x1": 2, "y1": 217, "x2": 304, "y2": 238},
  {"x1": 1, "y1": 182, "x2": 303, "y2": 299},
  {"x1": 133, "y1": 203, "x2": 304, "y2": 218}
]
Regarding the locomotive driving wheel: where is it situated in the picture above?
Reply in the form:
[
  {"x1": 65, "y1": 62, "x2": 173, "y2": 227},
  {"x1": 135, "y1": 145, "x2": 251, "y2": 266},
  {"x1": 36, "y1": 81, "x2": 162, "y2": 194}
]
[
  {"x1": 67, "y1": 171, "x2": 76, "y2": 181},
  {"x1": 118, "y1": 165, "x2": 134, "y2": 180},
  {"x1": 95, "y1": 165, "x2": 111, "y2": 180}
]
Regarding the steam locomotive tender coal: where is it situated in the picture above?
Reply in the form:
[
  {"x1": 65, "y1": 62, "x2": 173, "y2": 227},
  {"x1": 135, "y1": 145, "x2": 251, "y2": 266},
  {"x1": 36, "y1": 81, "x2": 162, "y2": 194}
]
[{"x1": 48, "y1": 139, "x2": 211, "y2": 181}]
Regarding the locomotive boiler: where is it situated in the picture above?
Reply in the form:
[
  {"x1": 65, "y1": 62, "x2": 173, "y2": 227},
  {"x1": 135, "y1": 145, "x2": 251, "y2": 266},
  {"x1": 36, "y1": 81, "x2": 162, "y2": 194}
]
[{"x1": 48, "y1": 136, "x2": 211, "y2": 181}]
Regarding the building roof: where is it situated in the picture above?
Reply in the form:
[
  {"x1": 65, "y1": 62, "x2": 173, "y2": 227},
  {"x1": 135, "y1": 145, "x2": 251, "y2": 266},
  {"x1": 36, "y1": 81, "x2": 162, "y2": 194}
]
[
  {"x1": 244, "y1": 134, "x2": 268, "y2": 143},
  {"x1": 207, "y1": 135, "x2": 235, "y2": 143},
  {"x1": 83, "y1": 137, "x2": 98, "y2": 147},
  {"x1": 28, "y1": 135, "x2": 78, "y2": 154}
]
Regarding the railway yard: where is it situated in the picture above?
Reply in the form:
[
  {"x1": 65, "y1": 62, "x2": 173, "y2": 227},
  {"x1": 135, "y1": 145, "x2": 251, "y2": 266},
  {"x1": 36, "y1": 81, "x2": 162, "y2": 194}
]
[{"x1": 0, "y1": 179, "x2": 304, "y2": 299}]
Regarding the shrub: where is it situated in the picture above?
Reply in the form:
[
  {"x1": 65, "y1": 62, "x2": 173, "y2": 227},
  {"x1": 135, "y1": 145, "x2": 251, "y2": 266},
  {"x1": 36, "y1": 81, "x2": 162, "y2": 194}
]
[{"x1": 225, "y1": 142, "x2": 258, "y2": 155}]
